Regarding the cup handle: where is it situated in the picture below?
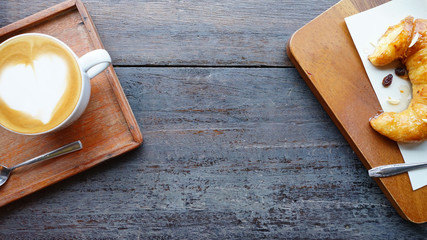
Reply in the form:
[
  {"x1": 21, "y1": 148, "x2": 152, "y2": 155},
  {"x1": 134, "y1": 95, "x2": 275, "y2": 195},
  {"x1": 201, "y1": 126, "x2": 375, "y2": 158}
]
[{"x1": 78, "y1": 49, "x2": 112, "y2": 79}]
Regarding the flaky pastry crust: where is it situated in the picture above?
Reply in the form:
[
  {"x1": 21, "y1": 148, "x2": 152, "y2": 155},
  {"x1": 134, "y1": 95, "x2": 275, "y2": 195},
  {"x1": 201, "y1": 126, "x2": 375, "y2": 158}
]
[
  {"x1": 370, "y1": 18, "x2": 427, "y2": 142},
  {"x1": 368, "y1": 16, "x2": 414, "y2": 67}
]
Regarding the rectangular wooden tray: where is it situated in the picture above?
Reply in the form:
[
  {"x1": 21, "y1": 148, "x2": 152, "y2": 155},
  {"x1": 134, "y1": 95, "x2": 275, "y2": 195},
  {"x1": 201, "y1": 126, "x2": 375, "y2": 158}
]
[
  {"x1": 287, "y1": 0, "x2": 427, "y2": 223},
  {"x1": 0, "y1": 0, "x2": 142, "y2": 207}
]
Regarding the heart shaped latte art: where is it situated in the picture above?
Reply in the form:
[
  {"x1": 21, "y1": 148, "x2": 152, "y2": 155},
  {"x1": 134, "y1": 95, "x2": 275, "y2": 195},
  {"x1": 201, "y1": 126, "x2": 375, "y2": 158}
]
[{"x1": 0, "y1": 54, "x2": 68, "y2": 124}]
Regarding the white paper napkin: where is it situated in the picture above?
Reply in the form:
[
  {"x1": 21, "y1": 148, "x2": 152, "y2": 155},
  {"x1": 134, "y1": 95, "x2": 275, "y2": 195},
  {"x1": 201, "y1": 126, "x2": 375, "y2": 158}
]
[{"x1": 345, "y1": 0, "x2": 427, "y2": 190}]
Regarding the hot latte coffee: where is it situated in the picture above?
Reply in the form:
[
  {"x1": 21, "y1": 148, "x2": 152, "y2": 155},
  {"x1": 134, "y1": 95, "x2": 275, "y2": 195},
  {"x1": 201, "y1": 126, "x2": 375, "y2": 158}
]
[{"x1": 0, "y1": 34, "x2": 82, "y2": 134}]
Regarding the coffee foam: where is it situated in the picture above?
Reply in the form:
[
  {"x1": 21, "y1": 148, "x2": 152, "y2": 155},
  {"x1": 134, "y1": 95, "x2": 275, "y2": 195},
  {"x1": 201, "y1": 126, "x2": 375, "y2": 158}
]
[
  {"x1": 0, "y1": 35, "x2": 82, "y2": 134},
  {"x1": 0, "y1": 54, "x2": 67, "y2": 124}
]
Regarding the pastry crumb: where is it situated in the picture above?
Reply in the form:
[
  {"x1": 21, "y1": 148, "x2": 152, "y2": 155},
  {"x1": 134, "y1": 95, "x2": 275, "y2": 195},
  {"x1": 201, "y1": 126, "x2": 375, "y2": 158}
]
[{"x1": 387, "y1": 98, "x2": 400, "y2": 105}]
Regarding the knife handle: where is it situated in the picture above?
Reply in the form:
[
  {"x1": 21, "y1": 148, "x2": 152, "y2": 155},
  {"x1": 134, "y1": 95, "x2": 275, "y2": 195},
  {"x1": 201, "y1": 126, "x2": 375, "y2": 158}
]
[{"x1": 369, "y1": 161, "x2": 427, "y2": 178}]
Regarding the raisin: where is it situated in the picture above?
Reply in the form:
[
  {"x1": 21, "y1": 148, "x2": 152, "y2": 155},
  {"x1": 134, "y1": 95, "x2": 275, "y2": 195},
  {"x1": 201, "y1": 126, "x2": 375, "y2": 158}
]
[
  {"x1": 395, "y1": 67, "x2": 406, "y2": 76},
  {"x1": 382, "y1": 74, "x2": 393, "y2": 87}
]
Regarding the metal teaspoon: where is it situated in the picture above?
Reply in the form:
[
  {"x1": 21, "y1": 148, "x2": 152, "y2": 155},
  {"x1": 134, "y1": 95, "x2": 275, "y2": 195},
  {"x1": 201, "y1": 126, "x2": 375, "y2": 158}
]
[{"x1": 0, "y1": 141, "x2": 82, "y2": 187}]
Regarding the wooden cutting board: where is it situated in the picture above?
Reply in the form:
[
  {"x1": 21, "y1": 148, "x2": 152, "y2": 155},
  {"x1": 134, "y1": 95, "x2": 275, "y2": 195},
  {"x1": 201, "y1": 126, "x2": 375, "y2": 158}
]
[
  {"x1": 287, "y1": 0, "x2": 427, "y2": 223},
  {"x1": 0, "y1": 0, "x2": 142, "y2": 207}
]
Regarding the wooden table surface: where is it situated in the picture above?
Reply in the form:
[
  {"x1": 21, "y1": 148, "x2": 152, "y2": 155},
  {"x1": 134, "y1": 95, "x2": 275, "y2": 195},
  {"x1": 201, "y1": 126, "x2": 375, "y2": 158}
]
[{"x1": 1, "y1": 0, "x2": 427, "y2": 238}]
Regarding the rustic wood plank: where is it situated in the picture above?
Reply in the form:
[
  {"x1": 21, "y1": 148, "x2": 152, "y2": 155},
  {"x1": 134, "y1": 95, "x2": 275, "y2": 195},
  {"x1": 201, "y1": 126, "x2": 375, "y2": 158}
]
[
  {"x1": 0, "y1": 67, "x2": 425, "y2": 238},
  {"x1": 287, "y1": 0, "x2": 427, "y2": 223},
  {"x1": 0, "y1": 0, "x2": 340, "y2": 66},
  {"x1": 0, "y1": 0, "x2": 141, "y2": 208},
  {"x1": 1, "y1": 0, "x2": 426, "y2": 238}
]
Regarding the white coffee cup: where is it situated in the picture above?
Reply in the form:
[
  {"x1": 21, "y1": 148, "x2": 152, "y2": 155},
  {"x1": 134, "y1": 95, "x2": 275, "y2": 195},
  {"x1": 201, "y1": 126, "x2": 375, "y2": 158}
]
[{"x1": 0, "y1": 33, "x2": 112, "y2": 135}]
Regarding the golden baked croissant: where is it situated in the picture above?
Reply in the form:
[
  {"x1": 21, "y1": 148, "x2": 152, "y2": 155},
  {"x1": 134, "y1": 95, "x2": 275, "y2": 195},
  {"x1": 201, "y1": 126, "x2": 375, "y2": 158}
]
[
  {"x1": 368, "y1": 16, "x2": 414, "y2": 66},
  {"x1": 369, "y1": 17, "x2": 427, "y2": 142}
]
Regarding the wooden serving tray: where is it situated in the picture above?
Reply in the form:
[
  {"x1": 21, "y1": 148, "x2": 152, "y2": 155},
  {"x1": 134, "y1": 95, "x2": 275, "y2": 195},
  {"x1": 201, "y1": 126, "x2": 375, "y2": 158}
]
[
  {"x1": 287, "y1": 0, "x2": 427, "y2": 223},
  {"x1": 0, "y1": 0, "x2": 142, "y2": 207}
]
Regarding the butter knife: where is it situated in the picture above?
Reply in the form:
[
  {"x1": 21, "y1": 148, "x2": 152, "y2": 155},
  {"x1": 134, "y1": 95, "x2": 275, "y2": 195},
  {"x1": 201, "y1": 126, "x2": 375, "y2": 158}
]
[{"x1": 369, "y1": 162, "x2": 427, "y2": 178}]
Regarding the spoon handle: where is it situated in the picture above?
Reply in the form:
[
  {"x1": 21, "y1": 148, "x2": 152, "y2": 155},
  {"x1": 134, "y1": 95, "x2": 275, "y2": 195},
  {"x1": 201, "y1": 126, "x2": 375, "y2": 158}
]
[
  {"x1": 10, "y1": 141, "x2": 82, "y2": 170},
  {"x1": 368, "y1": 161, "x2": 427, "y2": 178}
]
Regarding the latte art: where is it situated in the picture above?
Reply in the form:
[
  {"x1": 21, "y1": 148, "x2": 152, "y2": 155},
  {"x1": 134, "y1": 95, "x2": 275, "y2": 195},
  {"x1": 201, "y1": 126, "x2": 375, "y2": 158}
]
[
  {"x1": 0, "y1": 35, "x2": 81, "y2": 134},
  {"x1": 0, "y1": 54, "x2": 67, "y2": 124}
]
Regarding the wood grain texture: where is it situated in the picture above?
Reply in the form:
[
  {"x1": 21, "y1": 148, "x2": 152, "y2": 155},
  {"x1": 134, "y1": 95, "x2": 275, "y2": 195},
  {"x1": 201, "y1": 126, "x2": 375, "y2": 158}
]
[
  {"x1": 0, "y1": 0, "x2": 339, "y2": 67},
  {"x1": 1, "y1": 0, "x2": 427, "y2": 238},
  {"x1": 0, "y1": 0, "x2": 141, "y2": 207},
  {"x1": 287, "y1": 0, "x2": 427, "y2": 223},
  {"x1": 1, "y1": 67, "x2": 426, "y2": 239}
]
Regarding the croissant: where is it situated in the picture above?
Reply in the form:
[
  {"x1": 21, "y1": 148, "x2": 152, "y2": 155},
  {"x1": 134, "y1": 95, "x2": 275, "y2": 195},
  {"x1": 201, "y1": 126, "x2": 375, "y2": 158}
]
[
  {"x1": 369, "y1": 17, "x2": 427, "y2": 142},
  {"x1": 368, "y1": 16, "x2": 414, "y2": 66}
]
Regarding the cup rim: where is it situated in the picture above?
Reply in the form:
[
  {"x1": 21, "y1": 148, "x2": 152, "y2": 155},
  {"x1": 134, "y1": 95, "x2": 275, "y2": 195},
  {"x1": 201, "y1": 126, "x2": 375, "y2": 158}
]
[{"x1": 0, "y1": 33, "x2": 86, "y2": 135}]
